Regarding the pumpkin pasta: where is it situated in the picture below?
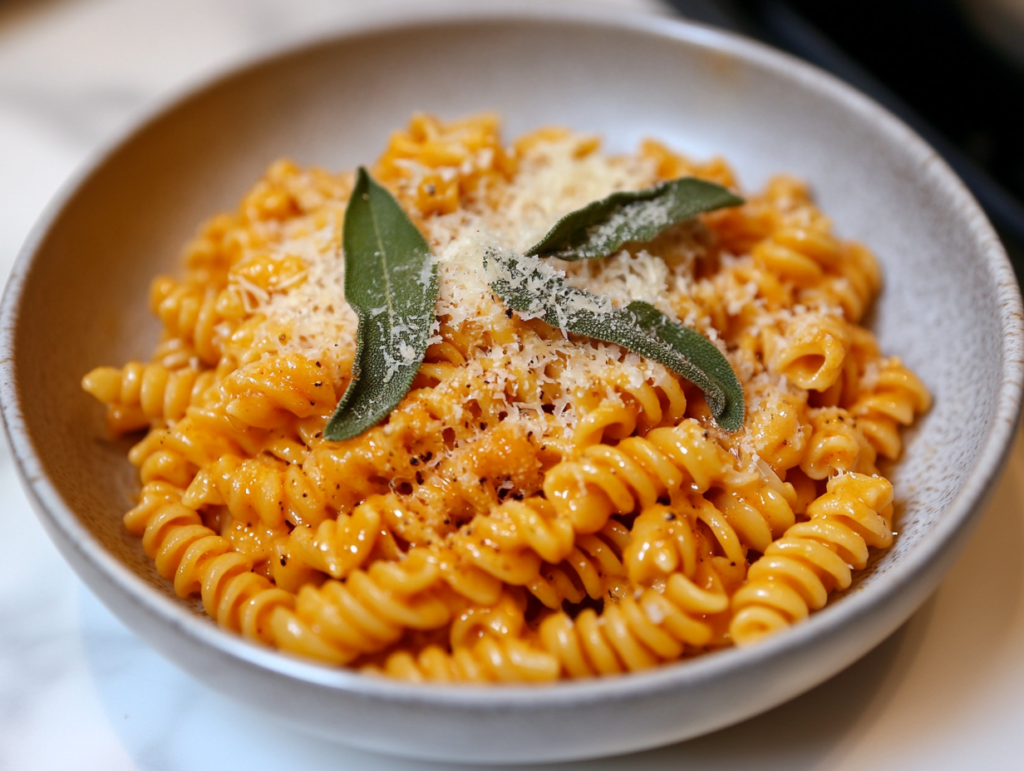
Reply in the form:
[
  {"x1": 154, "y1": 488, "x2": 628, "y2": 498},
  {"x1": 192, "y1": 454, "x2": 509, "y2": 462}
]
[{"x1": 82, "y1": 112, "x2": 929, "y2": 681}]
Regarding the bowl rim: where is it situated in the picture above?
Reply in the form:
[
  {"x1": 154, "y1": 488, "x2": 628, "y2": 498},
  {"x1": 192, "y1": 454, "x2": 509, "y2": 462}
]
[{"x1": 2, "y1": 2, "x2": 1022, "y2": 709}]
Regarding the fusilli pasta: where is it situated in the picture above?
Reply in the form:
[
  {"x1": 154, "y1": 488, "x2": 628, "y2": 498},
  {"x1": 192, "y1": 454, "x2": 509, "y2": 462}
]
[{"x1": 84, "y1": 113, "x2": 929, "y2": 682}]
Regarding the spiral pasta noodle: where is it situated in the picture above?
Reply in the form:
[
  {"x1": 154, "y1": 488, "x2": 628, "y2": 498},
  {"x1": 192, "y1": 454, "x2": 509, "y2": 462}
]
[
  {"x1": 369, "y1": 637, "x2": 560, "y2": 683},
  {"x1": 84, "y1": 113, "x2": 929, "y2": 681},
  {"x1": 82, "y1": 362, "x2": 217, "y2": 433},
  {"x1": 538, "y1": 568, "x2": 730, "y2": 677},
  {"x1": 126, "y1": 481, "x2": 295, "y2": 643},
  {"x1": 543, "y1": 420, "x2": 750, "y2": 534},
  {"x1": 268, "y1": 548, "x2": 461, "y2": 665},
  {"x1": 729, "y1": 472, "x2": 893, "y2": 645},
  {"x1": 849, "y1": 357, "x2": 931, "y2": 460},
  {"x1": 526, "y1": 518, "x2": 631, "y2": 609}
]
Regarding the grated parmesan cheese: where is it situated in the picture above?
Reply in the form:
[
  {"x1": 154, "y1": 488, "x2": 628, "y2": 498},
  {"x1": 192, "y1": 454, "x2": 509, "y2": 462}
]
[{"x1": 232, "y1": 134, "x2": 721, "y2": 456}]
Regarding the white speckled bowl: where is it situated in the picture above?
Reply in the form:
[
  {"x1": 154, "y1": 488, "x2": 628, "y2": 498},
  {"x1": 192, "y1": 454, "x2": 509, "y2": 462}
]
[{"x1": 2, "y1": 5, "x2": 1021, "y2": 765}]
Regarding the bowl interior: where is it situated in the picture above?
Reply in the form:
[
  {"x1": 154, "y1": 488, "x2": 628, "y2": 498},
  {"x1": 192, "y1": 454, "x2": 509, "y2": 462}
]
[{"x1": 6, "y1": 10, "x2": 1017, "y2": 653}]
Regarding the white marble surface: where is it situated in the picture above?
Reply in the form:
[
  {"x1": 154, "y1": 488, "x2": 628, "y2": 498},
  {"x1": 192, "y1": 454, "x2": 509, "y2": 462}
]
[{"x1": 2, "y1": 0, "x2": 1024, "y2": 768}]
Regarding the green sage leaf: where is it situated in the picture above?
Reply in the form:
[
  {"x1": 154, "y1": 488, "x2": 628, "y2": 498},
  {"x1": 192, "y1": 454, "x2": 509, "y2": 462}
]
[
  {"x1": 525, "y1": 177, "x2": 744, "y2": 261},
  {"x1": 486, "y1": 250, "x2": 744, "y2": 431},
  {"x1": 325, "y1": 167, "x2": 438, "y2": 442},
  {"x1": 624, "y1": 300, "x2": 745, "y2": 431}
]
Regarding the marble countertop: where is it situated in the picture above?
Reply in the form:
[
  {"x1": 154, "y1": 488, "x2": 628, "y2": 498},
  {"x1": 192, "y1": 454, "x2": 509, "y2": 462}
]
[{"x1": 2, "y1": 1, "x2": 1023, "y2": 768}]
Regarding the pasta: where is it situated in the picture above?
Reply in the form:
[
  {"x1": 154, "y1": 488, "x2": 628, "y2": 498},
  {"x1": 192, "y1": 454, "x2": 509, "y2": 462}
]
[{"x1": 82, "y1": 113, "x2": 929, "y2": 682}]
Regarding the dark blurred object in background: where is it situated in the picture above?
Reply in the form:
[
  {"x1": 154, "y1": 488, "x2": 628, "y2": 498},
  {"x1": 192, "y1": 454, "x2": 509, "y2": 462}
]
[
  {"x1": 666, "y1": 0, "x2": 1024, "y2": 262},
  {"x1": 759, "y1": 0, "x2": 1024, "y2": 205}
]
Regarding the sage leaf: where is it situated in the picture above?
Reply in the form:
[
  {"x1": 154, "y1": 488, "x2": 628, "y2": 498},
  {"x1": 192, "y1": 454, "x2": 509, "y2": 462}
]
[
  {"x1": 624, "y1": 300, "x2": 745, "y2": 431},
  {"x1": 525, "y1": 177, "x2": 743, "y2": 261},
  {"x1": 486, "y1": 251, "x2": 744, "y2": 431},
  {"x1": 325, "y1": 167, "x2": 438, "y2": 442}
]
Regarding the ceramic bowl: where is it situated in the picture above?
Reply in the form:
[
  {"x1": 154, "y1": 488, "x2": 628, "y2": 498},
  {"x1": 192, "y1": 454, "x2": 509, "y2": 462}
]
[{"x1": 2, "y1": 5, "x2": 1021, "y2": 764}]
